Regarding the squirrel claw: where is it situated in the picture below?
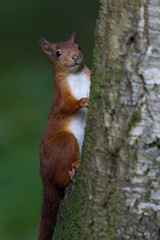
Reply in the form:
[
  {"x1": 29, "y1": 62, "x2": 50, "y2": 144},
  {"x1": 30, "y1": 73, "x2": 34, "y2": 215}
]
[
  {"x1": 71, "y1": 159, "x2": 81, "y2": 168},
  {"x1": 85, "y1": 103, "x2": 89, "y2": 108},
  {"x1": 69, "y1": 168, "x2": 75, "y2": 180},
  {"x1": 69, "y1": 159, "x2": 81, "y2": 180}
]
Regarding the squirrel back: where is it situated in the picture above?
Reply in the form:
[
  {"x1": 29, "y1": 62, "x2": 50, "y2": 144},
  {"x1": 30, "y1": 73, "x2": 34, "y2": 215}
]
[{"x1": 37, "y1": 31, "x2": 90, "y2": 240}]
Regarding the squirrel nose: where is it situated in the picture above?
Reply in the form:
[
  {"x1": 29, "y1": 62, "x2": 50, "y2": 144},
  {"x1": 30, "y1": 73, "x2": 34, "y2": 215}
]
[{"x1": 71, "y1": 54, "x2": 79, "y2": 61}]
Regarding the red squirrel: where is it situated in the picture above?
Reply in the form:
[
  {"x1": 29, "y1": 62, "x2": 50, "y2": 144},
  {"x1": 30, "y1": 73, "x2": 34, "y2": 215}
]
[{"x1": 37, "y1": 31, "x2": 91, "y2": 240}]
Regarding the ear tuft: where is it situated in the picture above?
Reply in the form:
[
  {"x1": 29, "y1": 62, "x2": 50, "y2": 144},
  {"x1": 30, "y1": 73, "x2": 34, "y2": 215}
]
[
  {"x1": 69, "y1": 30, "x2": 76, "y2": 42},
  {"x1": 39, "y1": 37, "x2": 47, "y2": 46},
  {"x1": 39, "y1": 38, "x2": 53, "y2": 56}
]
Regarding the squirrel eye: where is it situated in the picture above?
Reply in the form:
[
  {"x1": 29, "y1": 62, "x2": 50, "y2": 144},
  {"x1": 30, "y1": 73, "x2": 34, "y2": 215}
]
[
  {"x1": 78, "y1": 45, "x2": 81, "y2": 51},
  {"x1": 56, "y1": 50, "x2": 62, "y2": 57}
]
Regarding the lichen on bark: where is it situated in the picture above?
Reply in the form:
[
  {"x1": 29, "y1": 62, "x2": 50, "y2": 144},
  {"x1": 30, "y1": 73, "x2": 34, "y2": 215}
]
[{"x1": 54, "y1": 0, "x2": 160, "y2": 239}]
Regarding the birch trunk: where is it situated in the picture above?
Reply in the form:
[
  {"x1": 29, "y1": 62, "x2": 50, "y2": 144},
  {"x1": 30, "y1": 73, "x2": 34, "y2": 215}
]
[{"x1": 54, "y1": 0, "x2": 160, "y2": 239}]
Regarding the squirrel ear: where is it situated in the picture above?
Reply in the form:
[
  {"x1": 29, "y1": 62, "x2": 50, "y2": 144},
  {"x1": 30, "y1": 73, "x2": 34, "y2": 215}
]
[
  {"x1": 39, "y1": 38, "x2": 54, "y2": 56},
  {"x1": 69, "y1": 30, "x2": 76, "y2": 42}
]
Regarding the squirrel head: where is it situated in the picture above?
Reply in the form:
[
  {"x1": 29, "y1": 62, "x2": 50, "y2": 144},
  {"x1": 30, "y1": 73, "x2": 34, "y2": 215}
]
[{"x1": 40, "y1": 31, "x2": 84, "y2": 74}]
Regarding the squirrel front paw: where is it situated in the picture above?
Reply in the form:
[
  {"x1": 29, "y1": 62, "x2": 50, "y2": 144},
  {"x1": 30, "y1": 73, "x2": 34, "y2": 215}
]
[{"x1": 80, "y1": 97, "x2": 89, "y2": 108}]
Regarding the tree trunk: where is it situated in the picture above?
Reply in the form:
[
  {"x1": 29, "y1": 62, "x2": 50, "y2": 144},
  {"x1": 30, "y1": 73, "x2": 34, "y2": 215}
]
[{"x1": 53, "y1": 0, "x2": 160, "y2": 239}]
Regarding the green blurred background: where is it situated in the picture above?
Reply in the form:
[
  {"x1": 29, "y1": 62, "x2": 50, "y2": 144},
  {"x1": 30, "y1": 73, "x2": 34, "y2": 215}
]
[{"x1": 0, "y1": 0, "x2": 99, "y2": 239}]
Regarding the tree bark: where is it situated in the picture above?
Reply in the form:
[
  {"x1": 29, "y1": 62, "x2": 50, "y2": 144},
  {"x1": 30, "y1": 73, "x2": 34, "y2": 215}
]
[{"x1": 53, "y1": 0, "x2": 160, "y2": 239}]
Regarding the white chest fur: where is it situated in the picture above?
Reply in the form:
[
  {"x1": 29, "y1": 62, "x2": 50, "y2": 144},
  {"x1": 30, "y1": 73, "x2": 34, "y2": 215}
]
[{"x1": 67, "y1": 72, "x2": 90, "y2": 154}]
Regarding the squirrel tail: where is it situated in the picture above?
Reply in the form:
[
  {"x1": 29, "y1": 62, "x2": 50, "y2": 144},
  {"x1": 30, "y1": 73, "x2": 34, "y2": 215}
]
[{"x1": 37, "y1": 183, "x2": 65, "y2": 240}]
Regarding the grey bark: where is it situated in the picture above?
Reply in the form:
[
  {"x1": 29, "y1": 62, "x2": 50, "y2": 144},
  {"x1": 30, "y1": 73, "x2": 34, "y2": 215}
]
[{"x1": 54, "y1": 0, "x2": 160, "y2": 239}]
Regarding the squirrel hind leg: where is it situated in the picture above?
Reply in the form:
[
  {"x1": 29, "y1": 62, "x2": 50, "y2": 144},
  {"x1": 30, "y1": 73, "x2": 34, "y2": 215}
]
[{"x1": 53, "y1": 132, "x2": 79, "y2": 188}]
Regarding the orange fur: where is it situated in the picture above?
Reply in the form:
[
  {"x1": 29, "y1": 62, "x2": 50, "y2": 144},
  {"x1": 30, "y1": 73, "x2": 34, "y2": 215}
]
[{"x1": 37, "y1": 32, "x2": 90, "y2": 240}]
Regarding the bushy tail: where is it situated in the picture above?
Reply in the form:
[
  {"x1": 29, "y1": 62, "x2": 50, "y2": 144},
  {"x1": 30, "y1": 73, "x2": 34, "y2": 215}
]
[{"x1": 37, "y1": 184, "x2": 65, "y2": 240}]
